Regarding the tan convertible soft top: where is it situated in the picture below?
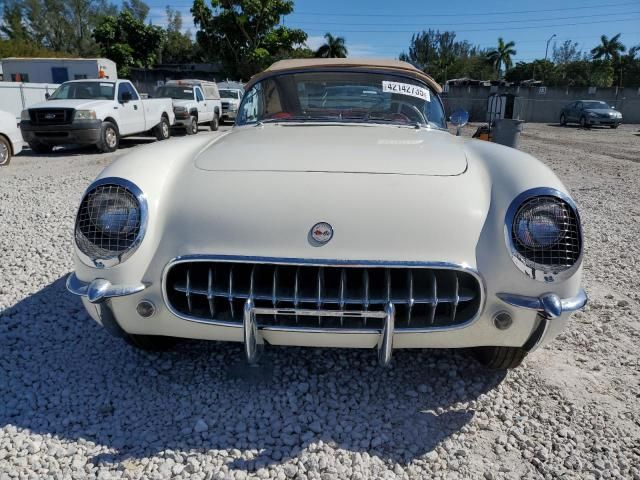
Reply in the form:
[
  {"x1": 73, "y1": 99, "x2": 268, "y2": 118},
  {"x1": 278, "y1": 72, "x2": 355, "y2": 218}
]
[{"x1": 245, "y1": 58, "x2": 442, "y2": 93}]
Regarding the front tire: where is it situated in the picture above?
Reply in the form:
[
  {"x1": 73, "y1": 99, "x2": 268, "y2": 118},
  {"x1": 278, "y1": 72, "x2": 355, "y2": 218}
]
[
  {"x1": 560, "y1": 113, "x2": 566, "y2": 126},
  {"x1": 472, "y1": 346, "x2": 527, "y2": 370},
  {"x1": 610, "y1": 124, "x2": 619, "y2": 129},
  {"x1": 186, "y1": 116, "x2": 198, "y2": 135},
  {"x1": 97, "y1": 121, "x2": 119, "y2": 153},
  {"x1": 579, "y1": 116, "x2": 589, "y2": 129},
  {"x1": 210, "y1": 114, "x2": 219, "y2": 131},
  {"x1": 154, "y1": 116, "x2": 171, "y2": 141},
  {"x1": 123, "y1": 333, "x2": 178, "y2": 352},
  {"x1": 0, "y1": 136, "x2": 11, "y2": 166},
  {"x1": 29, "y1": 142, "x2": 53, "y2": 154}
]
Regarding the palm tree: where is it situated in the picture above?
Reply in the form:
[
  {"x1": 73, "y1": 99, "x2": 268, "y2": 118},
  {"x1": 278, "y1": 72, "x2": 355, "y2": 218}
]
[
  {"x1": 486, "y1": 37, "x2": 517, "y2": 78},
  {"x1": 591, "y1": 33, "x2": 626, "y2": 62},
  {"x1": 315, "y1": 33, "x2": 348, "y2": 58}
]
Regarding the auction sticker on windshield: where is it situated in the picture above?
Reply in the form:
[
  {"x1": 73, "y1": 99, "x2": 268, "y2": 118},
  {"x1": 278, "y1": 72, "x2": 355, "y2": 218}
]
[{"x1": 382, "y1": 81, "x2": 430, "y2": 102}]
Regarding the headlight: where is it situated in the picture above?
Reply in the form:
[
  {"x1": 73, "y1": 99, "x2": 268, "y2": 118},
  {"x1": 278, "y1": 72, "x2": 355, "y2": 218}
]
[
  {"x1": 75, "y1": 178, "x2": 147, "y2": 268},
  {"x1": 587, "y1": 112, "x2": 597, "y2": 117},
  {"x1": 21, "y1": 109, "x2": 30, "y2": 121},
  {"x1": 506, "y1": 189, "x2": 582, "y2": 282},
  {"x1": 229, "y1": 103, "x2": 238, "y2": 111},
  {"x1": 174, "y1": 106, "x2": 186, "y2": 113},
  {"x1": 74, "y1": 110, "x2": 97, "y2": 120}
]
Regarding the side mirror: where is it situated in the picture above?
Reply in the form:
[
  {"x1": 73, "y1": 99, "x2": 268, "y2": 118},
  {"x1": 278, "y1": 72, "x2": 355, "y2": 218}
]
[
  {"x1": 449, "y1": 109, "x2": 469, "y2": 136},
  {"x1": 45, "y1": 92, "x2": 50, "y2": 100},
  {"x1": 121, "y1": 91, "x2": 132, "y2": 103}
]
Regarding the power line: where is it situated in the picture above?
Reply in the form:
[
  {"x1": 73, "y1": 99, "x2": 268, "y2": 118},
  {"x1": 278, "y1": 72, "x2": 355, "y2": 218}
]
[
  {"x1": 301, "y1": 16, "x2": 640, "y2": 34},
  {"x1": 288, "y1": 1, "x2": 640, "y2": 17}
]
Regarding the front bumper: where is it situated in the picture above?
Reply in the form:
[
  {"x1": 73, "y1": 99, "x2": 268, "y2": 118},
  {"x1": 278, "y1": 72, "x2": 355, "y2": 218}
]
[
  {"x1": 20, "y1": 119, "x2": 102, "y2": 145},
  {"x1": 67, "y1": 272, "x2": 587, "y2": 365},
  {"x1": 221, "y1": 109, "x2": 237, "y2": 120},
  {"x1": 586, "y1": 117, "x2": 621, "y2": 125}
]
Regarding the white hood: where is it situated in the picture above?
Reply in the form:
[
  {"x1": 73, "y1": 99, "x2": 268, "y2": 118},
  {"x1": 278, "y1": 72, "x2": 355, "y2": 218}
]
[
  {"x1": 28, "y1": 99, "x2": 109, "y2": 110},
  {"x1": 195, "y1": 124, "x2": 467, "y2": 176}
]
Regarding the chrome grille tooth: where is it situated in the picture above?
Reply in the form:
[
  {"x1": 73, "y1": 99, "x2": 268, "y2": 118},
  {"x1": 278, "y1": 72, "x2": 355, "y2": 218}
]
[
  {"x1": 294, "y1": 267, "x2": 300, "y2": 323},
  {"x1": 429, "y1": 270, "x2": 438, "y2": 325},
  {"x1": 363, "y1": 269, "x2": 369, "y2": 327},
  {"x1": 186, "y1": 268, "x2": 192, "y2": 313},
  {"x1": 207, "y1": 267, "x2": 215, "y2": 318},
  {"x1": 407, "y1": 270, "x2": 414, "y2": 326},
  {"x1": 272, "y1": 266, "x2": 278, "y2": 321},
  {"x1": 317, "y1": 267, "x2": 324, "y2": 326},
  {"x1": 249, "y1": 265, "x2": 256, "y2": 298},
  {"x1": 385, "y1": 268, "x2": 391, "y2": 303},
  {"x1": 339, "y1": 268, "x2": 346, "y2": 326},
  {"x1": 228, "y1": 266, "x2": 235, "y2": 319},
  {"x1": 451, "y1": 273, "x2": 459, "y2": 322}
]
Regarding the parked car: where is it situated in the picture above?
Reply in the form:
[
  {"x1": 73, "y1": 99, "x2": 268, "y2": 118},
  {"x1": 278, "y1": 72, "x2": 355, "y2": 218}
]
[
  {"x1": 219, "y1": 87, "x2": 243, "y2": 122},
  {"x1": 20, "y1": 79, "x2": 175, "y2": 153},
  {"x1": 0, "y1": 110, "x2": 23, "y2": 166},
  {"x1": 560, "y1": 100, "x2": 622, "y2": 128},
  {"x1": 67, "y1": 59, "x2": 586, "y2": 370},
  {"x1": 160, "y1": 80, "x2": 221, "y2": 133}
]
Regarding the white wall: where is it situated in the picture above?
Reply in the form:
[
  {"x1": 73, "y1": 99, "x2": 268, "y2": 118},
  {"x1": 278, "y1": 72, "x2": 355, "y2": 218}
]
[
  {"x1": 0, "y1": 82, "x2": 59, "y2": 120},
  {"x1": 1, "y1": 58, "x2": 117, "y2": 83}
]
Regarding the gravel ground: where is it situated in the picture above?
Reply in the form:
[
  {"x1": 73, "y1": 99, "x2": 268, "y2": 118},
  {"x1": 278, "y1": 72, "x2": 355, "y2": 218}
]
[{"x1": 1, "y1": 123, "x2": 639, "y2": 480}]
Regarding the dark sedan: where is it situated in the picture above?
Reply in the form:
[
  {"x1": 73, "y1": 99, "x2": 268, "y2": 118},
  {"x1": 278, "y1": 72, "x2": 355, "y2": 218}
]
[{"x1": 560, "y1": 100, "x2": 622, "y2": 128}]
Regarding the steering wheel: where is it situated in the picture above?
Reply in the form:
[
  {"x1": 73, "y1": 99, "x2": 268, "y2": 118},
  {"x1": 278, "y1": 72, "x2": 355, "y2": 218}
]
[{"x1": 390, "y1": 101, "x2": 427, "y2": 125}]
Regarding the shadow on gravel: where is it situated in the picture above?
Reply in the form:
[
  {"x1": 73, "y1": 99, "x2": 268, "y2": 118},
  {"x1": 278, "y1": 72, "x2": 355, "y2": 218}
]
[
  {"x1": 22, "y1": 138, "x2": 159, "y2": 157},
  {"x1": 0, "y1": 276, "x2": 506, "y2": 471}
]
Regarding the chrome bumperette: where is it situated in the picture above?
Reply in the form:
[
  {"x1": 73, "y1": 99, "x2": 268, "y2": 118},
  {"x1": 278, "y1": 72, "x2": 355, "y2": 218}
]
[
  {"x1": 74, "y1": 177, "x2": 148, "y2": 269},
  {"x1": 66, "y1": 272, "x2": 147, "y2": 303},
  {"x1": 504, "y1": 188, "x2": 583, "y2": 283},
  {"x1": 497, "y1": 289, "x2": 587, "y2": 317}
]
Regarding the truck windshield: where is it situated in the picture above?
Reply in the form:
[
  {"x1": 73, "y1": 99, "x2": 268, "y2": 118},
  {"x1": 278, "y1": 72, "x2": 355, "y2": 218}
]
[
  {"x1": 220, "y1": 89, "x2": 240, "y2": 99},
  {"x1": 156, "y1": 86, "x2": 194, "y2": 100},
  {"x1": 50, "y1": 82, "x2": 115, "y2": 100},
  {"x1": 237, "y1": 71, "x2": 446, "y2": 129}
]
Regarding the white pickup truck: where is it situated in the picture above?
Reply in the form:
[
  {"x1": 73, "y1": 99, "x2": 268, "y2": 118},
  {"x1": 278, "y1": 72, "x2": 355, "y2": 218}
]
[
  {"x1": 20, "y1": 79, "x2": 175, "y2": 153},
  {"x1": 157, "y1": 80, "x2": 221, "y2": 133}
]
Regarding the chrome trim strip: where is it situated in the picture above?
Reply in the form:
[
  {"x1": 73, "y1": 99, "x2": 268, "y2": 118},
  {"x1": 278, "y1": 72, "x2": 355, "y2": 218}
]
[
  {"x1": 160, "y1": 254, "x2": 487, "y2": 334},
  {"x1": 497, "y1": 289, "x2": 587, "y2": 317},
  {"x1": 74, "y1": 177, "x2": 149, "y2": 269},
  {"x1": 66, "y1": 273, "x2": 147, "y2": 303},
  {"x1": 504, "y1": 187, "x2": 583, "y2": 283}
]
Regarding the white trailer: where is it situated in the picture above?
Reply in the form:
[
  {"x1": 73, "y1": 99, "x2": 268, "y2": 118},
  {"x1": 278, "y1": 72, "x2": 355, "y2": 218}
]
[
  {"x1": 0, "y1": 82, "x2": 59, "y2": 120},
  {"x1": 1, "y1": 58, "x2": 117, "y2": 84}
]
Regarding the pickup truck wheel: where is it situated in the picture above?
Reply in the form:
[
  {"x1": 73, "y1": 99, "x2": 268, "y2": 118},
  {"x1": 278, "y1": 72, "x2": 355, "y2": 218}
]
[
  {"x1": 98, "y1": 121, "x2": 119, "y2": 153},
  {"x1": 123, "y1": 333, "x2": 178, "y2": 352},
  {"x1": 186, "y1": 116, "x2": 198, "y2": 135},
  {"x1": 210, "y1": 115, "x2": 219, "y2": 131},
  {"x1": 154, "y1": 117, "x2": 170, "y2": 140},
  {"x1": 471, "y1": 346, "x2": 527, "y2": 370},
  {"x1": 28, "y1": 142, "x2": 53, "y2": 154},
  {"x1": 0, "y1": 137, "x2": 11, "y2": 166}
]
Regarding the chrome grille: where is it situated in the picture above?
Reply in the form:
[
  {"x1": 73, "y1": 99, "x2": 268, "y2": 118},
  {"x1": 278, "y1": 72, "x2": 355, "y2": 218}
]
[
  {"x1": 30, "y1": 108, "x2": 73, "y2": 125},
  {"x1": 164, "y1": 260, "x2": 482, "y2": 330},
  {"x1": 511, "y1": 195, "x2": 581, "y2": 271},
  {"x1": 75, "y1": 184, "x2": 142, "y2": 261}
]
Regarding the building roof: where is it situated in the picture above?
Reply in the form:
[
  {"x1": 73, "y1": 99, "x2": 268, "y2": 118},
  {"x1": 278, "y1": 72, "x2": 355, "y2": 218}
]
[
  {"x1": 245, "y1": 58, "x2": 442, "y2": 93},
  {"x1": 3, "y1": 57, "x2": 111, "y2": 61}
]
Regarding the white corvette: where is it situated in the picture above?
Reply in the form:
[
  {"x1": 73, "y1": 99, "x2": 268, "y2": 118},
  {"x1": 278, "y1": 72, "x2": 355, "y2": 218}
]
[{"x1": 67, "y1": 59, "x2": 586, "y2": 369}]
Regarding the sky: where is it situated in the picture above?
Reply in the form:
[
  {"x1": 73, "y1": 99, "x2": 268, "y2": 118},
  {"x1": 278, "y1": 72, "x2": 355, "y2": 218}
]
[{"x1": 138, "y1": 0, "x2": 640, "y2": 63}]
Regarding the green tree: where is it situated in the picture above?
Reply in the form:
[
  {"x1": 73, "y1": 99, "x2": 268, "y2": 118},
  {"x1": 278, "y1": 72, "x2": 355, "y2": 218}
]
[
  {"x1": 486, "y1": 37, "x2": 516, "y2": 78},
  {"x1": 93, "y1": 9, "x2": 165, "y2": 77},
  {"x1": 160, "y1": 6, "x2": 197, "y2": 64},
  {"x1": 552, "y1": 40, "x2": 582, "y2": 65},
  {"x1": 315, "y1": 32, "x2": 347, "y2": 58},
  {"x1": 590, "y1": 33, "x2": 625, "y2": 62},
  {"x1": 0, "y1": 38, "x2": 71, "y2": 57},
  {"x1": 1, "y1": 0, "x2": 32, "y2": 42},
  {"x1": 191, "y1": 0, "x2": 307, "y2": 79}
]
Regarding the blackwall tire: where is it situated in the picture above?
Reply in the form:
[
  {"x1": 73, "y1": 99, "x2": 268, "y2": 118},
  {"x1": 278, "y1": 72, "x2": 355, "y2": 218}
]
[
  {"x1": 123, "y1": 333, "x2": 178, "y2": 352},
  {"x1": 210, "y1": 115, "x2": 219, "y2": 131},
  {"x1": 186, "y1": 116, "x2": 198, "y2": 135},
  {"x1": 97, "y1": 121, "x2": 119, "y2": 153},
  {"x1": 472, "y1": 346, "x2": 528, "y2": 370},
  {"x1": 154, "y1": 116, "x2": 171, "y2": 140},
  {"x1": 560, "y1": 114, "x2": 566, "y2": 126},
  {"x1": 0, "y1": 137, "x2": 11, "y2": 166}
]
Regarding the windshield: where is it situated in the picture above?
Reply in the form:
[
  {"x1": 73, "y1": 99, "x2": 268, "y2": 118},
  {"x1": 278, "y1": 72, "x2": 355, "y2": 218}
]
[
  {"x1": 156, "y1": 86, "x2": 194, "y2": 100},
  {"x1": 583, "y1": 101, "x2": 610, "y2": 109},
  {"x1": 220, "y1": 89, "x2": 240, "y2": 99},
  {"x1": 50, "y1": 82, "x2": 115, "y2": 100},
  {"x1": 237, "y1": 71, "x2": 446, "y2": 129}
]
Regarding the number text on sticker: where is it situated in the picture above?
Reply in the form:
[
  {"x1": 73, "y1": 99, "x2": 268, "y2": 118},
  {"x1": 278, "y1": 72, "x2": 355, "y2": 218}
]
[{"x1": 382, "y1": 81, "x2": 430, "y2": 102}]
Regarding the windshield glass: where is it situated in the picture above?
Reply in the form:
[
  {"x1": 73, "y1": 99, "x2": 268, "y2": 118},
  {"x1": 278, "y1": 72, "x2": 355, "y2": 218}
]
[
  {"x1": 583, "y1": 101, "x2": 610, "y2": 109},
  {"x1": 237, "y1": 71, "x2": 446, "y2": 129},
  {"x1": 220, "y1": 89, "x2": 240, "y2": 99},
  {"x1": 50, "y1": 82, "x2": 115, "y2": 100},
  {"x1": 156, "y1": 86, "x2": 194, "y2": 100}
]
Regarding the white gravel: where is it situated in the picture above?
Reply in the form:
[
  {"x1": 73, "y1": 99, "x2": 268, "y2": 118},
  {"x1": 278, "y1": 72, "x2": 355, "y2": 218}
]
[{"x1": 1, "y1": 124, "x2": 639, "y2": 479}]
